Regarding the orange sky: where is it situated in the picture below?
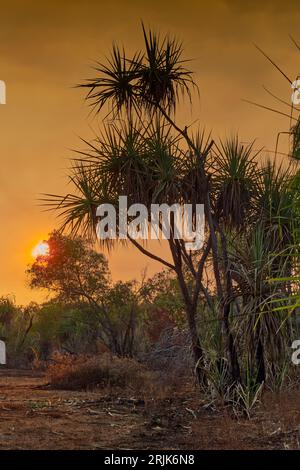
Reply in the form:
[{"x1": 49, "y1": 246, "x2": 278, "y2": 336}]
[{"x1": 0, "y1": 0, "x2": 300, "y2": 304}]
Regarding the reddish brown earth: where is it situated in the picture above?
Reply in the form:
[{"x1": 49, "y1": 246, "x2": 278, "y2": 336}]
[{"x1": 0, "y1": 369, "x2": 299, "y2": 450}]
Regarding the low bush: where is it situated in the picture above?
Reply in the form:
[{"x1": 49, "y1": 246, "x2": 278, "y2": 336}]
[{"x1": 47, "y1": 352, "x2": 152, "y2": 391}]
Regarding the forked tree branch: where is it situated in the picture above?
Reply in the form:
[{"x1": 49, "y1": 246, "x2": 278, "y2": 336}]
[{"x1": 128, "y1": 235, "x2": 176, "y2": 271}]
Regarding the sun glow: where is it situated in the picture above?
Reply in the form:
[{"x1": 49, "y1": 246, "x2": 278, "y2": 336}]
[{"x1": 32, "y1": 241, "x2": 50, "y2": 258}]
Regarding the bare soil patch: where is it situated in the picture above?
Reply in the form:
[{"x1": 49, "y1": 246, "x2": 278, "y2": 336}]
[{"x1": 0, "y1": 369, "x2": 299, "y2": 450}]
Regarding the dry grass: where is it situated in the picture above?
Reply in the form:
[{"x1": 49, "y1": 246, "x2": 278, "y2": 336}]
[{"x1": 46, "y1": 352, "x2": 153, "y2": 391}]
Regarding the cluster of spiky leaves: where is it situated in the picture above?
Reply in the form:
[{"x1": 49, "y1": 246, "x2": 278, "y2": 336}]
[
  {"x1": 228, "y1": 224, "x2": 289, "y2": 375},
  {"x1": 211, "y1": 137, "x2": 262, "y2": 229},
  {"x1": 227, "y1": 158, "x2": 299, "y2": 302},
  {"x1": 291, "y1": 120, "x2": 300, "y2": 160},
  {"x1": 43, "y1": 118, "x2": 214, "y2": 241},
  {"x1": 79, "y1": 24, "x2": 196, "y2": 117},
  {"x1": 43, "y1": 25, "x2": 203, "y2": 240},
  {"x1": 258, "y1": 160, "x2": 298, "y2": 249}
]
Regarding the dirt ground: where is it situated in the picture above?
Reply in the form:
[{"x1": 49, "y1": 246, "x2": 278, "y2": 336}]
[{"x1": 0, "y1": 369, "x2": 300, "y2": 450}]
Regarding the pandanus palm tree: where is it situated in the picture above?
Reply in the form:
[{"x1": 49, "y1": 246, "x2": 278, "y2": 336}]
[
  {"x1": 44, "y1": 25, "x2": 284, "y2": 387},
  {"x1": 229, "y1": 224, "x2": 290, "y2": 383},
  {"x1": 241, "y1": 40, "x2": 300, "y2": 359},
  {"x1": 223, "y1": 155, "x2": 299, "y2": 383},
  {"x1": 41, "y1": 23, "x2": 300, "y2": 394},
  {"x1": 44, "y1": 25, "x2": 219, "y2": 386}
]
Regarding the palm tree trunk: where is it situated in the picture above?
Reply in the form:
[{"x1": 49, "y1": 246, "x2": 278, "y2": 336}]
[
  {"x1": 218, "y1": 226, "x2": 241, "y2": 382},
  {"x1": 186, "y1": 303, "x2": 207, "y2": 387},
  {"x1": 256, "y1": 330, "x2": 266, "y2": 383},
  {"x1": 223, "y1": 301, "x2": 240, "y2": 382},
  {"x1": 169, "y1": 238, "x2": 207, "y2": 387}
]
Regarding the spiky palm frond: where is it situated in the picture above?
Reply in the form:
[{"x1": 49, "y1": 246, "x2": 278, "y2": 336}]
[
  {"x1": 258, "y1": 159, "x2": 297, "y2": 250},
  {"x1": 142, "y1": 119, "x2": 184, "y2": 204},
  {"x1": 229, "y1": 225, "x2": 289, "y2": 375},
  {"x1": 42, "y1": 117, "x2": 188, "y2": 242},
  {"x1": 180, "y1": 128, "x2": 213, "y2": 206},
  {"x1": 41, "y1": 164, "x2": 114, "y2": 240},
  {"x1": 136, "y1": 24, "x2": 196, "y2": 113},
  {"x1": 71, "y1": 120, "x2": 151, "y2": 207},
  {"x1": 211, "y1": 137, "x2": 262, "y2": 228},
  {"x1": 79, "y1": 24, "x2": 196, "y2": 117},
  {"x1": 75, "y1": 118, "x2": 184, "y2": 205},
  {"x1": 79, "y1": 45, "x2": 142, "y2": 115},
  {"x1": 230, "y1": 226, "x2": 280, "y2": 294},
  {"x1": 291, "y1": 119, "x2": 300, "y2": 160}
]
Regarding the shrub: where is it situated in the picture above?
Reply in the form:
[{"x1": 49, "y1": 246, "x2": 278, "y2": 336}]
[
  {"x1": 143, "y1": 327, "x2": 192, "y2": 381},
  {"x1": 47, "y1": 352, "x2": 152, "y2": 391}
]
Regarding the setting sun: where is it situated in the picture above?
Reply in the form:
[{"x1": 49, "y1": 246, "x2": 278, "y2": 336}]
[{"x1": 32, "y1": 241, "x2": 50, "y2": 258}]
